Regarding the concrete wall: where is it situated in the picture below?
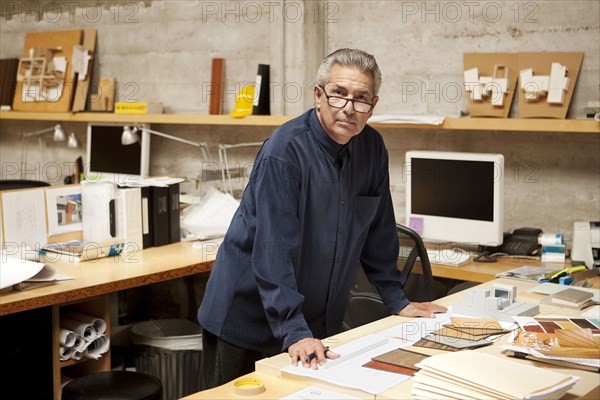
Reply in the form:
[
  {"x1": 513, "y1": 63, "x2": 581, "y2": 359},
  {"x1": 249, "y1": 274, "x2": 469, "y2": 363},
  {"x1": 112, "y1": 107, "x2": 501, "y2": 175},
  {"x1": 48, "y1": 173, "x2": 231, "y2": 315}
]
[{"x1": 1, "y1": 0, "x2": 599, "y2": 243}]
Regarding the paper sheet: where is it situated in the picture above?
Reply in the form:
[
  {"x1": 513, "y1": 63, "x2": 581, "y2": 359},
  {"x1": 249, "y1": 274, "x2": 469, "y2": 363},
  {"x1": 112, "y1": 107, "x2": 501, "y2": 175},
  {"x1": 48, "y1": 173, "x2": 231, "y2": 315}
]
[
  {"x1": 281, "y1": 386, "x2": 360, "y2": 399},
  {"x1": 1, "y1": 189, "x2": 48, "y2": 249},
  {"x1": 84, "y1": 335, "x2": 110, "y2": 360},
  {"x1": 60, "y1": 329, "x2": 76, "y2": 347},
  {"x1": 23, "y1": 265, "x2": 73, "y2": 283},
  {"x1": 181, "y1": 187, "x2": 239, "y2": 240},
  {"x1": 581, "y1": 305, "x2": 600, "y2": 319},
  {"x1": 0, "y1": 257, "x2": 45, "y2": 289},
  {"x1": 413, "y1": 350, "x2": 579, "y2": 400},
  {"x1": 281, "y1": 334, "x2": 411, "y2": 394},
  {"x1": 378, "y1": 313, "x2": 452, "y2": 342},
  {"x1": 60, "y1": 311, "x2": 106, "y2": 342},
  {"x1": 368, "y1": 114, "x2": 446, "y2": 125},
  {"x1": 59, "y1": 314, "x2": 109, "y2": 361}
]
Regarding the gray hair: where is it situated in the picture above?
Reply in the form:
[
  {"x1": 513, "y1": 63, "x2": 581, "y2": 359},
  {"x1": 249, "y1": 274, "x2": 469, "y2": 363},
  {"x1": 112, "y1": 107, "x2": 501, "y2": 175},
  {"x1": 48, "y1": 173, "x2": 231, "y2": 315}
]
[{"x1": 316, "y1": 48, "x2": 382, "y2": 96}]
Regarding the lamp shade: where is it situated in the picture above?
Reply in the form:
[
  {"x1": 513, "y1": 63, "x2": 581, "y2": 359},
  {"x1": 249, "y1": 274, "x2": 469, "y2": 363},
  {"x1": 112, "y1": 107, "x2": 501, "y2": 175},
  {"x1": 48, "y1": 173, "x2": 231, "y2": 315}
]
[
  {"x1": 121, "y1": 126, "x2": 141, "y2": 145},
  {"x1": 53, "y1": 124, "x2": 66, "y2": 141},
  {"x1": 67, "y1": 132, "x2": 81, "y2": 148}
]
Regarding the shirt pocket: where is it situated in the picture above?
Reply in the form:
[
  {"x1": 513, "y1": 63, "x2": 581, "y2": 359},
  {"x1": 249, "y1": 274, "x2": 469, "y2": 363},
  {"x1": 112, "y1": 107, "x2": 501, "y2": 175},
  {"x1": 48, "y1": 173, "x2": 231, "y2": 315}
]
[{"x1": 352, "y1": 195, "x2": 381, "y2": 240}]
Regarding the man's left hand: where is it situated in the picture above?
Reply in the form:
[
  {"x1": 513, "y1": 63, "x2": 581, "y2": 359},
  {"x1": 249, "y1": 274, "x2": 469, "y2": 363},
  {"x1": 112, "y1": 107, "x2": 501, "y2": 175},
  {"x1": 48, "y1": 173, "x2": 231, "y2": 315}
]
[{"x1": 398, "y1": 302, "x2": 447, "y2": 318}]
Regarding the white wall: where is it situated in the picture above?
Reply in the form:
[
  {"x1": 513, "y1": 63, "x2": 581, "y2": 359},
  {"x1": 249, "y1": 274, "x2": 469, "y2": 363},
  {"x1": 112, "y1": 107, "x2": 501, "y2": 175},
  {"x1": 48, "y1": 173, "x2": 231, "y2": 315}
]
[{"x1": 1, "y1": 0, "x2": 599, "y2": 242}]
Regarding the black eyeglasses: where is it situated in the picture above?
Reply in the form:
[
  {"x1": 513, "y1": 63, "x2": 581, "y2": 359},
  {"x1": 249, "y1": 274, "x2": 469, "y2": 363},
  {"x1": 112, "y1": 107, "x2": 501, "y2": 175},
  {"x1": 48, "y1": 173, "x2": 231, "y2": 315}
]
[{"x1": 319, "y1": 86, "x2": 374, "y2": 114}]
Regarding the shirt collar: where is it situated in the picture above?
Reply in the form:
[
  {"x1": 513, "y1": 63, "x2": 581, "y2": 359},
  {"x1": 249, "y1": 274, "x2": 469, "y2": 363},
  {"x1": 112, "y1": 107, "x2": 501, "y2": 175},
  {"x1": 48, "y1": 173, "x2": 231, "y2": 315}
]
[{"x1": 309, "y1": 108, "x2": 350, "y2": 166}]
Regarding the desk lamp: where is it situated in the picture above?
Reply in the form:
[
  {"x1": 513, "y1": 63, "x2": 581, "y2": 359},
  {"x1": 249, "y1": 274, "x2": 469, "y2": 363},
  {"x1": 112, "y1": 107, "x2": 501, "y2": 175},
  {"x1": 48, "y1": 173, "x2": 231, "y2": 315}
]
[
  {"x1": 20, "y1": 124, "x2": 81, "y2": 177},
  {"x1": 121, "y1": 124, "x2": 210, "y2": 166},
  {"x1": 218, "y1": 142, "x2": 263, "y2": 196}
]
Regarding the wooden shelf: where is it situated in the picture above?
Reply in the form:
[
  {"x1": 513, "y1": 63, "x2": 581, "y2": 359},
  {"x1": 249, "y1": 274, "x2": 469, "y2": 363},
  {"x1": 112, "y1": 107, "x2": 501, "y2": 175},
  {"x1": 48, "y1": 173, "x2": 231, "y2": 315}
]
[
  {"x1": 0, "y1": 110, "x2": 292, "y2": 126},
  {"x1": 1, "y1": 110, "x2": 598, "y2": 133}
]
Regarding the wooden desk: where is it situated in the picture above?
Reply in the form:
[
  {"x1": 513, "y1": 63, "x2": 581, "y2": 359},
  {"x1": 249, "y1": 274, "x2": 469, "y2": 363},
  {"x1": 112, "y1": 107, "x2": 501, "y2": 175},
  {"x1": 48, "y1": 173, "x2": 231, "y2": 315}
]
[
  {"x1": 431, "y1": 257, "x2": 570, "y2": 283},
  {"x1": 183, "y1": 278, "x2": 600, "y2": 400},
  {"x1": 0, "y1": 241, "x2": 216, "y2": 316},
  {"x1": 0, "y1": 241, "x2": 216, "y2": 399}
]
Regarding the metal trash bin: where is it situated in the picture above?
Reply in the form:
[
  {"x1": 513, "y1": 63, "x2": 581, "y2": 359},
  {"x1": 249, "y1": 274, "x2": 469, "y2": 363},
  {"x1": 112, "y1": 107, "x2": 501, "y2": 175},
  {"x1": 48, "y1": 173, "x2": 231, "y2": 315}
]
[{"x1": 131, "y1": 319, "x2": 202, "y2": 400}]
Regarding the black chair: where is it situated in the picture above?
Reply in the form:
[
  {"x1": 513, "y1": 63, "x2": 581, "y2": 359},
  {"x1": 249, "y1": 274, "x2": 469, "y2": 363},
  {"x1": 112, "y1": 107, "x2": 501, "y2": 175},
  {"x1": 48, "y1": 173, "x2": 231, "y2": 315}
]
[
  {"x1": 0, "y1": 179, "x2": 50, "y2": 190},
  {"x1": 342, "y1": 224, "x2": 442, "y2": 330}
]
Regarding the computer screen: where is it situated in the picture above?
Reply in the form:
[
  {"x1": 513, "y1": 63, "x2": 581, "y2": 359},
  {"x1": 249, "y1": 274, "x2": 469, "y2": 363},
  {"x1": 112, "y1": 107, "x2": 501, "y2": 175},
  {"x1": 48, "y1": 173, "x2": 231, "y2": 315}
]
[
  {"x1": 86, "y1": 122, "x2": 150, "y2": 183},
  {"x1": 405, "y1": 150, "x2": 504, "y2": 246}
]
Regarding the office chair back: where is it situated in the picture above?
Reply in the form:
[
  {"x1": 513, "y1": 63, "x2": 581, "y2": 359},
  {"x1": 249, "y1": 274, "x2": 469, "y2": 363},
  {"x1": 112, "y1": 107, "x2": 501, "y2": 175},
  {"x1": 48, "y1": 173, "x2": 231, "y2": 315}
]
[
  {"x1": 0, "y1": 180, "x2": 50, "y2": 191},
  {"x1": 342, "y1": 224, "x2": 439, "y2": 330}
]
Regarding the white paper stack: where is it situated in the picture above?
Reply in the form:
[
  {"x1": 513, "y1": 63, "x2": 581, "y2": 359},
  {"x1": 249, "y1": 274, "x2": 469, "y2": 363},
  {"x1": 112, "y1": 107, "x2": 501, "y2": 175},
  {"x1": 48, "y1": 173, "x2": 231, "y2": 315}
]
[{"x1": 411, "y1": 350, "x2": 579, "y2": 400}]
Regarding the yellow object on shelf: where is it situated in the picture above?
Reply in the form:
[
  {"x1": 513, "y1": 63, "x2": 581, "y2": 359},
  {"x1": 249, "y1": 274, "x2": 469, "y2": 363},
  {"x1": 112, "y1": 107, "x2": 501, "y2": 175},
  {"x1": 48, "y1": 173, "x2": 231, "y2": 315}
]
[{"x1": 114, "y1": 102, "x2": 163, "y2": 115}]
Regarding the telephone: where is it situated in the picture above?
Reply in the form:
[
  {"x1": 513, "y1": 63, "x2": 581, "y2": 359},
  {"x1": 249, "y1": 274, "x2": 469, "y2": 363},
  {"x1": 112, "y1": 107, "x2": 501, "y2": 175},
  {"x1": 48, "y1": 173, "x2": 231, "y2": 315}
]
[{"x1": 496, "y1": 227, "x2": 543, "y2": 256}]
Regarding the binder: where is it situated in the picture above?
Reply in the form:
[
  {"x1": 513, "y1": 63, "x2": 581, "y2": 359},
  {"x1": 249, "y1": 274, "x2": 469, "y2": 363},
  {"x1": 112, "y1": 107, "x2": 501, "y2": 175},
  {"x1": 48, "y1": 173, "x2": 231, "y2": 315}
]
[
  {"x1": 115, "y1": 187, "x2": 143, "y2": 253},
  {"x1": 81, "y1": 181, "x2": 117, "y2": 242},
  {"x1": 141, "y1": 186, "x2": 154, "y2": 249},
  {"x1": 168, "y1": 183, "x2": 181, "y2": 243},
  {"x1": 150, "y1": 186, "x2": 169, "y2": 246},
  {"x1": 252, "y1": 64, "x2": 270, "y2": 115},
  {"x1": 209, "y1": 58, "x2": 224, "y2": 115}
]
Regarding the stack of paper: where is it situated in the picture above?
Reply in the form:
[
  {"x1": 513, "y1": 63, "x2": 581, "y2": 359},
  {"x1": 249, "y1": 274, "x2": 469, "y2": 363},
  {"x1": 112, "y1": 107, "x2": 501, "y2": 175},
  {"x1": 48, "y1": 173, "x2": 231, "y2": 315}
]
[
  {"x1": 549, "y1": 288, "x2": 598, "y2": 309},
  {"x1": 411, "y1": 350, "x2": 579, "y2": 399}
]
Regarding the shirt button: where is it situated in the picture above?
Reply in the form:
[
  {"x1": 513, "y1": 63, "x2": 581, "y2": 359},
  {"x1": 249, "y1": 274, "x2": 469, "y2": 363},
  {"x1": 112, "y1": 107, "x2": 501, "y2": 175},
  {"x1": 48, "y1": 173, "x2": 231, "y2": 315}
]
[{"x1": 341, "y1": 200, "x2": 345, "y2": 205}]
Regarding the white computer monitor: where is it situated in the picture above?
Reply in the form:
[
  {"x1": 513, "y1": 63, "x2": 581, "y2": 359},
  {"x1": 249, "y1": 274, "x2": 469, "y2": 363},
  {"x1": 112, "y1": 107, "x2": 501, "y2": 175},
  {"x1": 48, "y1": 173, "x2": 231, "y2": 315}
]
[
  {"x1": 405, "y1": 150, "x2": 504, "y2": 247},
  {"x1": 86, "y1": 122, "x2": 151, "y2": 183}
]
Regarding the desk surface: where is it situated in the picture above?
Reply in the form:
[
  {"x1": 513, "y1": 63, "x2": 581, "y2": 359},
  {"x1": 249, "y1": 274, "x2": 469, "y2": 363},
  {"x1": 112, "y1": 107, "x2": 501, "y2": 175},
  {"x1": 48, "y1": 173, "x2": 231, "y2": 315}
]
[
  {"x1": 430, "y1": 256, "x2": 566, "y2": 283},
  {"x1": 184, "y1": 278, "x2": 600, "y2": 400},
  {"x1": 0, "y1": 243, "x2": 578, "y2": 315},
  {"x1": 0, "y1": 241, "x2": 216, "y2": 316}
]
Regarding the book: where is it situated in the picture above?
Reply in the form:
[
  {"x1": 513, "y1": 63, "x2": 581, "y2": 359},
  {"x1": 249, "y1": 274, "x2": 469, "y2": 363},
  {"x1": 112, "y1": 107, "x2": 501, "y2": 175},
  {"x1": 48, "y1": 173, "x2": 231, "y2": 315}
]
[
  {"x1": 168, "y1": 183, "x2": 181, "y2": 244},
  {"x1": 0, "y1": 58, "x2": 18, "y2": 108},
  {"x1": 150, "y1": 186, "x2": 170, "y2": 246},
  {"x1": 40, "y1": 240, "x2": 125, "y2": 262},
  {"x1": 141, "y1": 186, "x2": 154, "y2": 249},
  {"x1": 552, "y1": 287, "x2": 594, "y2": 306},
  {"x1": 115, "y1": 187, "x2": 143, "y2": 253}
]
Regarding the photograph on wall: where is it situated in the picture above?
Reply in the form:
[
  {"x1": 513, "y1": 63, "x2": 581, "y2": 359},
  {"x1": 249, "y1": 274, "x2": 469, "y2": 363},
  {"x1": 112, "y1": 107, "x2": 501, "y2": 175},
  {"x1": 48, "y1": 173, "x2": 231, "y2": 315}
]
[{"x1": 46, "y1": 186, "x2": 82, "y2": 235}]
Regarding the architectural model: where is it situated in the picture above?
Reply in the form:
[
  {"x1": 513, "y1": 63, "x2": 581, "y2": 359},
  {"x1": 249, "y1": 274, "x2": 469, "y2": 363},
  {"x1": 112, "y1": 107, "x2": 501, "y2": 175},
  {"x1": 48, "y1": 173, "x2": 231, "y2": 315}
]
[
  {"x1": 464, "y1": 64, "x2": 509, "y2": 107},
  {"x1": 453, "y1": 283, "x2": 539, "y2": 322},
  {"x1": 520, "y1": 62, "x2": 569, "y2": 104}
]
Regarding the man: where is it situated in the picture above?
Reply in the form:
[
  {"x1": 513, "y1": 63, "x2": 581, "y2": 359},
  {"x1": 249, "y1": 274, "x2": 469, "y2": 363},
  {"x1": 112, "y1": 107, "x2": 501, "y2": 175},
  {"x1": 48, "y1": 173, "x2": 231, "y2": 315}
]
[{"x1": 198, "y1": 48, "x2": 446, "y2": 389}]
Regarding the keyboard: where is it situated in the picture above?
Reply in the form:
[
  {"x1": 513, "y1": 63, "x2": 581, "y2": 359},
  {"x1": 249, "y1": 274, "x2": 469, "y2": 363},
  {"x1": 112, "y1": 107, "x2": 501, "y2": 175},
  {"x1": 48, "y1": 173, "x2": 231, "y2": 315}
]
[{"x1": 426, "y1": 248, "x2": 471, "y2": 266}]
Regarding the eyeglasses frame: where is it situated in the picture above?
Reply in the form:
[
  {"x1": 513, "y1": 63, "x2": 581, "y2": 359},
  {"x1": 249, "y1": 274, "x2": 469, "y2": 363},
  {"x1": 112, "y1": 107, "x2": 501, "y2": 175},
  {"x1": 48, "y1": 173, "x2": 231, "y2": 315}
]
[{"x1": 318, "y1": 85, "x2": 375, "y2": 114}]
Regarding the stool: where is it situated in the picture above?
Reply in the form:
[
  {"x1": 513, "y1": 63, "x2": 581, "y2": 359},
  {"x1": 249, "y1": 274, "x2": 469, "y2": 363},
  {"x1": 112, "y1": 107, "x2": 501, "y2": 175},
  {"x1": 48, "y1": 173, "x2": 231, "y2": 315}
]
[{"x1": 62, "y1": 371, "x2": 162, "y2": 400}]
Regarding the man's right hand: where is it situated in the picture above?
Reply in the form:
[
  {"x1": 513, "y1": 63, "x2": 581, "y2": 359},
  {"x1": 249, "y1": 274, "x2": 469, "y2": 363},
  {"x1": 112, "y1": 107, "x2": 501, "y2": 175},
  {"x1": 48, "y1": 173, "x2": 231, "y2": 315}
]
[{"x1": 287, "y1": 337, "x2": 340, "y2": 369}]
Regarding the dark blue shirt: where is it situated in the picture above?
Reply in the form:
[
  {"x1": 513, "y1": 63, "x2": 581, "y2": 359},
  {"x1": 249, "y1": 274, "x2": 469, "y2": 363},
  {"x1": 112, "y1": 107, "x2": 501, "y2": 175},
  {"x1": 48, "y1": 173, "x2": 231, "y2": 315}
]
[{"x1": 198, "y1": 109, "x2": 408, "y2": 355}]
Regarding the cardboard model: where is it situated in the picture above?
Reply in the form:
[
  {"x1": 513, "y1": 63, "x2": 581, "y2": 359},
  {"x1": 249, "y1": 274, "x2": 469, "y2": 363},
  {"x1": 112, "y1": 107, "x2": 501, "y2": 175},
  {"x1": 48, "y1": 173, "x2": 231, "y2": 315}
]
[
  {"x1": 463, "y1": 53, "x2": 519, "y2": 118},
  {"x1": 13, "y1": 29, "x2": 96, "y2": 112},
  {"x1": 517, "y1": 52, "x2": 584, "y2": 119}
]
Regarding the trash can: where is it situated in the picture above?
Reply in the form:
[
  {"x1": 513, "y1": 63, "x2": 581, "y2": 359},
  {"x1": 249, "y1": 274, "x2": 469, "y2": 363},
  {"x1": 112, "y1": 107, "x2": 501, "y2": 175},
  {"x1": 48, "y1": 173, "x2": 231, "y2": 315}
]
[{"x1": 131, "y1": 319, "x2": 202, "y2": 400}]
